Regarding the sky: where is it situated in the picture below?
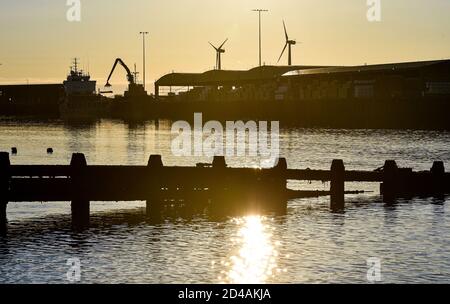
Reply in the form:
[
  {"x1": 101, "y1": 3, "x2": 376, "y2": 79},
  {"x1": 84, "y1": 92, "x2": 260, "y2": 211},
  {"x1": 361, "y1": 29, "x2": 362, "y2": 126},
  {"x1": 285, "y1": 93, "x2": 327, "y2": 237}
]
[{"x1": 0, "y1": 0, "x2": 449, "y2": 94}]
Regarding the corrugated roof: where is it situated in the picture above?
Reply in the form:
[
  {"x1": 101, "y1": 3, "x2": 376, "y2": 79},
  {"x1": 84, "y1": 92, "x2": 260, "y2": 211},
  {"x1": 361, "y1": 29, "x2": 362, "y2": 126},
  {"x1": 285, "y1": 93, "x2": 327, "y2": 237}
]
[
  {"x1": 282, "y1": 59, "x2": 450, "y2": 77},
  {"x1": 155, "y1": 65, "x2": 328, "y2": 86}
]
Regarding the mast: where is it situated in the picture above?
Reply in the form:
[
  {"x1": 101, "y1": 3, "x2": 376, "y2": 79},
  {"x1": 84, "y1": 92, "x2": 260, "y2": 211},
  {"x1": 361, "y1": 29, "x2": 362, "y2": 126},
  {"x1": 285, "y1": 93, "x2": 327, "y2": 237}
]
[{"x1": 72, "y1": 58, "x2": 79, "y2": 73}]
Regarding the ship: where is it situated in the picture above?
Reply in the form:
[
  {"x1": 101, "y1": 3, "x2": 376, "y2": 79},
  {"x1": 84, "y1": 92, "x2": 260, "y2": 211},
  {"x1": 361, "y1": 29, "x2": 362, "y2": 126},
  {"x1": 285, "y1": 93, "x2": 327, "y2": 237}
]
[
  {"x1": 103, "y1": 58, "x2": 153, "y2": 120},
  {"x1": 63, "y1": 58, "x2": 96, "y2": 95},
  {"x1": 59, "y1": 58, "x2": 111, "y2": 120}
]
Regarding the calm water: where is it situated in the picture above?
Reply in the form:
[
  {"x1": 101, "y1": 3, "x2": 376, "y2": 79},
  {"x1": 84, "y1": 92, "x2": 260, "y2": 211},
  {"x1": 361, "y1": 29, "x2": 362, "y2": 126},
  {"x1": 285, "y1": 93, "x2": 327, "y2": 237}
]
[{"x1": 1, "y1": 119, "x2": 450, "y2": 284}]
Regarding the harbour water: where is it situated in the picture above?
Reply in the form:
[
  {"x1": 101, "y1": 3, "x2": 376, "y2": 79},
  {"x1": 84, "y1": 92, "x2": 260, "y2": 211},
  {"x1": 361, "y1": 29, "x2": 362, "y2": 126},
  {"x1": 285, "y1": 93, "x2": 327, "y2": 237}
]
[{"x1": 0, "y1": 119, "x2": 450, "y2": 283}]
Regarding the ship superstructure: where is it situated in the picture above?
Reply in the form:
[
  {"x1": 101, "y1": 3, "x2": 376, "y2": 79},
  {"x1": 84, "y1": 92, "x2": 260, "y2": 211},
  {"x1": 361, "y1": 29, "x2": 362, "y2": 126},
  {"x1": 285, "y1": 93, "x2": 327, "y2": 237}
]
[{"x1": 63, "y1": 58, "x2": 96, "y2": 95}]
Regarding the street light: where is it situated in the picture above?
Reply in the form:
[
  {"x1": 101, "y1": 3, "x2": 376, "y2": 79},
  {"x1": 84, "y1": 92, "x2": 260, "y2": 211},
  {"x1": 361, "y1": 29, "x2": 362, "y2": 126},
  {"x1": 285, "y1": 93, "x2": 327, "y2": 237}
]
[
  {"x1": 252, "y1": 9, "x2": 269, "y2": 67},
  {"x1": 139, "y1": 32, "x2": 149, "y2": 90}
]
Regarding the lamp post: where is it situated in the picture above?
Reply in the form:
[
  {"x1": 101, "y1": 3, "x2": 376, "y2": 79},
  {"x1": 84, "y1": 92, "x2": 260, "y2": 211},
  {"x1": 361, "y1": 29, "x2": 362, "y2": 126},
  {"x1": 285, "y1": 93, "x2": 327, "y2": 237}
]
[
  {"x1": 252, "y1": 9, "x2": 268, "y2": 67},
  {"x1": 139, "y1": 32, "x2": 149, "y2": 90}
]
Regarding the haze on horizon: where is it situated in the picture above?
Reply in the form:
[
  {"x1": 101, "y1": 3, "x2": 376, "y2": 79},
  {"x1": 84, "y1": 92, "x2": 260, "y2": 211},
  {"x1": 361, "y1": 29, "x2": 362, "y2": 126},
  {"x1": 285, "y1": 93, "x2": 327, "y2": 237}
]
[{"x1": 0, "y1": 0, "x2": 449, "y2": 94}]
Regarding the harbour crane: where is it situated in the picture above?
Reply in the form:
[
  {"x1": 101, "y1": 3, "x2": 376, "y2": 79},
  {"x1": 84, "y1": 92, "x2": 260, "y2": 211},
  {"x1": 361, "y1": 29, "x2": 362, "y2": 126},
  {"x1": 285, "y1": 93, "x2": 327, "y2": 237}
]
[
  {"x1": 105, "y1": 58, "x2": 147, "y2": 97},
  {"x1": 105, "y1": 58, "x2": 136, "y2": 87}
]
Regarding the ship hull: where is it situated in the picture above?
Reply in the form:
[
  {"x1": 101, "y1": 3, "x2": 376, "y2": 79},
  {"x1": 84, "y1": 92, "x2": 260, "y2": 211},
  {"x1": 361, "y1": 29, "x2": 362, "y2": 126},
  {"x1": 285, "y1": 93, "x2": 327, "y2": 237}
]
[{"x1": 59, "y1": 95, "x2": 111, "y2": 120}]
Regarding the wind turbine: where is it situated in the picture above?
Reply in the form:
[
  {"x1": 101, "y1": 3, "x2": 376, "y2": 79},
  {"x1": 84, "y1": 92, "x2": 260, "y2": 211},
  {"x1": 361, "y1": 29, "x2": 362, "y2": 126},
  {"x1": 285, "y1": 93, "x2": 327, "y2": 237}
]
[
  {"x1": 209, "y1": 39, "x2": 228, "y2": 70},
  {"x1": 277, "y1": 21, "x2": 297, "y2": 66}
]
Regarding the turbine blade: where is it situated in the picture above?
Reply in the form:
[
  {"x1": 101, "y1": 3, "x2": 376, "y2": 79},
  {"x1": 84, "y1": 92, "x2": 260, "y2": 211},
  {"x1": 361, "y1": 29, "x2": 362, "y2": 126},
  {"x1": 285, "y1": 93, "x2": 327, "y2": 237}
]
[
  {"x1": 283, "y1": 20, "x2": 289, "y2": 41},
  {"x1": 209, "y1": 42, "x2": 218, "y2": 51},
  {"x1": 219, "y1": 38, "x2": 228, "y2": 49},
  {"x1": 277, "y1": 43, "x2": 288, "y2": 64}
]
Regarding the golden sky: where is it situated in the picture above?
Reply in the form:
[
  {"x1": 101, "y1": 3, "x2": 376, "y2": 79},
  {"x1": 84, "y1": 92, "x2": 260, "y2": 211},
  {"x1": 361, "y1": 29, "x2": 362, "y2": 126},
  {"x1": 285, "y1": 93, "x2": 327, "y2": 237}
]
[{"x1": 1, "y1": 0, "x2": 449, "y2": 93}]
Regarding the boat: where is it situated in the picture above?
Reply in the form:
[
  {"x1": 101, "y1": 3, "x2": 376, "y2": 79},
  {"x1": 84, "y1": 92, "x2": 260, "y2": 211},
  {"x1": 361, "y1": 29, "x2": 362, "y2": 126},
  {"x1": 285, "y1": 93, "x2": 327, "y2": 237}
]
[{"x1": 59, "y1": 59, "x2": 111, "y2": 120}]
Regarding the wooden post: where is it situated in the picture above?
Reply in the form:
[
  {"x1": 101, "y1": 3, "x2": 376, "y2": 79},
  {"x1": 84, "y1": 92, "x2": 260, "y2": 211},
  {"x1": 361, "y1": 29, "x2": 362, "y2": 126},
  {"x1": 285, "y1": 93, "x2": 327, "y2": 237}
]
[
  {"x1": 212, "y1": 156, "x2": 226, "y2": 168},
  {"x1": 211, "y1": 156, "x2": 228, "y2": 212},
  {"x1": 330, "y1": 159, "x2": 345, "y2": 211},
  {"x1": 273, "y1": 158, "x2": 288, "y2": 213},
  {"x1": 274, "y1": 158, "x2": 288, "y2": 197},
  {"x1": 382, "y1": 160, "x2": 398, "y2": 203},
  {"x1": 70, "y1": 153, "x2": 90, "y2": 229},
  {"x1": 0, "y1": 152, "x2": 10, "y2": 229},
  {"x1": 431, "y1": 161, "x2": 445, "y2": 196},
  {"x1": 146, "y1": 155, "x2": 163, "y2": 217}
]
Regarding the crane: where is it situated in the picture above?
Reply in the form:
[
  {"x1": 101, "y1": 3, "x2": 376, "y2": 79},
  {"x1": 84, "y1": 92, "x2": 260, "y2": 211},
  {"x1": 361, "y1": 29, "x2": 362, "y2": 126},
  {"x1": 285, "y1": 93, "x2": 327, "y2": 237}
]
[
  {"x1": 104, "y1": 58, "x2": 147, "y2": 97},
  {"x1": 105, "y1": 58, "x2": 135, "y2": 87}
]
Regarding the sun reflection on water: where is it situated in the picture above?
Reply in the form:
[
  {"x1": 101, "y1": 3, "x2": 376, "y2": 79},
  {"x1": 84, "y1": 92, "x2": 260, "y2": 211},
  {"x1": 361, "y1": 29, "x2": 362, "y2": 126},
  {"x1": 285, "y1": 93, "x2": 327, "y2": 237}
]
[{"x1": 218, "y1": 215, "x2": 283, "y2": 284}]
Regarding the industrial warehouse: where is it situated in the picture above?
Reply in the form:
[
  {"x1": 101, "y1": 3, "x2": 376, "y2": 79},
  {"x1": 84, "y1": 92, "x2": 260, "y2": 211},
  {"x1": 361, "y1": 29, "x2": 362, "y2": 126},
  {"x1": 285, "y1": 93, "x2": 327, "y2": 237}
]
[
  {"x1": 0, "y1": 84, "x2": 65, "y2": 117},
  {"x1": 152, "y1": 59, "x2": 450, "y2": 129},
  {"x1": 155, "y1": 59, "x2": 450, "y2": 102}
]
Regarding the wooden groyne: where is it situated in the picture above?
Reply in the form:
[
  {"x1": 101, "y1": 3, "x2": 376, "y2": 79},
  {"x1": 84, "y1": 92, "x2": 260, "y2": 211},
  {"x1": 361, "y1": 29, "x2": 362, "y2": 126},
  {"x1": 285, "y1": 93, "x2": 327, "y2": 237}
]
[{"x1": 0, "y1": 152, "x2": 449, "y2": 229}]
